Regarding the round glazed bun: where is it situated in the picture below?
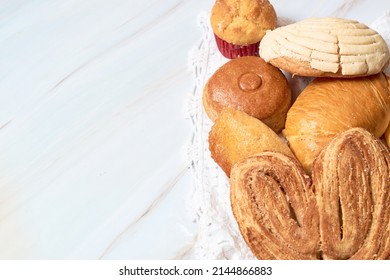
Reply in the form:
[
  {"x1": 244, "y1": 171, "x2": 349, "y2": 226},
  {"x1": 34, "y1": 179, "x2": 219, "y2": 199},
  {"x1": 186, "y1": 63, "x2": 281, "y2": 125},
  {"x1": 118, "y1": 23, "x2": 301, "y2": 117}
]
[{"x1": 202, "y1": 56, "x2": 292, "y2": 133}]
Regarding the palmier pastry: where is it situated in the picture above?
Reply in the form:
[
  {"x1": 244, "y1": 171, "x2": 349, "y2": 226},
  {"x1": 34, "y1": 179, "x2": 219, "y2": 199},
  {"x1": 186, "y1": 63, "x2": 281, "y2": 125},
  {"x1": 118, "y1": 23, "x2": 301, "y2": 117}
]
[
  {"x1": 230, "y1": 128, "x2": 390, "y2": 260},
  {"x1": 230, "y1": 151, "x2": 320, "y2": 260},
  {"x1": 209, "y1": 108, "x2": 294, "y2": 176},
  {"x1": 312, "y1": 128, "x2": 390, "y2": 260},
  {"x1": 283, "y1": 72, "x2": 390, "y2": 174},
  {"x1": 259, "y1": 17, "x2": 390, "y2": 77},
  {"x1": 203, "y1": 56, "x2": 291, "y2": 132}
]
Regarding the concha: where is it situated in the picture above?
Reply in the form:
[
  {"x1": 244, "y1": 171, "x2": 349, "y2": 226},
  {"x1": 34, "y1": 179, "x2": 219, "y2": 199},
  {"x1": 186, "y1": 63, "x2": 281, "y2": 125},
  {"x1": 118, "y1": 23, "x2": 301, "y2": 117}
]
[{"x1": 259, "y1": 17, "x2": 390, "y2": 77}]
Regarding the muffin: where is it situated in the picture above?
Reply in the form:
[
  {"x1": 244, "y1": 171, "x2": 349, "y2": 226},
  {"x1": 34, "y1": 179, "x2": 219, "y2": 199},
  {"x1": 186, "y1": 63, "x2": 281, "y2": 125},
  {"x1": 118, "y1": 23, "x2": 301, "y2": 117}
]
[
  {"x1": 203, "y1": 56, "x2": 292, "y2": 133},
  {"x1": 210, "y1": 0, "x2": 277, "y2": 59}
]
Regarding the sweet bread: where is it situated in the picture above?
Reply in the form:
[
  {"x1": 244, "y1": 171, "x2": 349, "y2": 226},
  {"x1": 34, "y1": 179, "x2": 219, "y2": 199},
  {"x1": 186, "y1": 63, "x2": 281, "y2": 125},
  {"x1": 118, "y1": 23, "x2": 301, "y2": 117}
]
[
  {"x1": 208, "y1": 108, "x2": 294, "y2": 176},
  {"x1": 283, "y1": 72, "x2": 390, "y2": 174},
  {"x1": 230, "y1": 152, "x2": 319, "y2": 260},
  {"x1": 313, "y1": 128, "x2": 390, "y2": 259},
  {"x1": 259, "y1": 18, "x2": 390, "y2": 77},
  {"x1": 211, "y1": 0, "x2": 276, "y2": 46},
  {"x1": 230, "y1": 128, "x2": 390, "y2": 259},
  {"x1": 203, "y1": 56, "x2": 291, "y2": 133},
  {"x1": 211, "y1": 0, "x2": 277, "y2": 58}
]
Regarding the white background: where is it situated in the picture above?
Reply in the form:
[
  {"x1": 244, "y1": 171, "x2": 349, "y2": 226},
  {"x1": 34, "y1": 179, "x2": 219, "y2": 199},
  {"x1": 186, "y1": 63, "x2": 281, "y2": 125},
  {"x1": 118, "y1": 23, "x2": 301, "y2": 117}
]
[{"x1": 0, "y1": 0, "x2": 389, "y2": 260}]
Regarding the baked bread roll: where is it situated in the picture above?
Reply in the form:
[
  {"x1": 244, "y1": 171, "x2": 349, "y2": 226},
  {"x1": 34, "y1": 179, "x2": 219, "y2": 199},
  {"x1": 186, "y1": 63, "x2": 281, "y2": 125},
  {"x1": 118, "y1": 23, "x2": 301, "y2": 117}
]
[
  {"x1": 259, "y1": 18, "x2": 390, "y2": 77},
  {"x1": 283, "y1": 72, "x2": 390, "y2": 174},
  {"x1": 230, "y1": 128, "x2": 390, "y2": 260},
  {"x1": 209, "y1": 108, "x2": 294, "y2": 176},
  {"x1": 386, "y1": 124, "x2": 390, "y2": 148},
  {"x1": 203, "y1": 56, "x2": 291, "y2": 132}
]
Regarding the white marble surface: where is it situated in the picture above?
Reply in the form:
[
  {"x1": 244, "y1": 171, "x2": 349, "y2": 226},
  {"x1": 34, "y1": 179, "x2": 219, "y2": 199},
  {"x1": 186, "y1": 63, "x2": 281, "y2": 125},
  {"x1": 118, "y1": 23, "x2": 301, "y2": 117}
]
[{"x1": 0, "y1": 0, "x2": 389, "y2": 260}]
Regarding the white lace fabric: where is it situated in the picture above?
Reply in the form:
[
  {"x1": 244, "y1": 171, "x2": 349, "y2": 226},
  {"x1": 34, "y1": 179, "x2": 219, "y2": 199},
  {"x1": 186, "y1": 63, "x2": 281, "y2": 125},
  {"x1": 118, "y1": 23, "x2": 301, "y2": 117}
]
[
  {"x1": 185, "y1": 11, "x2": 254, "y2": 260},
  {"x1": 185, "y1": 11, "x2": 390, "y2": 260}
]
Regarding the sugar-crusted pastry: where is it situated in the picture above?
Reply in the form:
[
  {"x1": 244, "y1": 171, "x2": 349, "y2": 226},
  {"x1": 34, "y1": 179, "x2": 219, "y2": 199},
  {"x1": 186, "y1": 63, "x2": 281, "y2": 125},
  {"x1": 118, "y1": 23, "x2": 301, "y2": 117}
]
[
  {"x1": 203, "y1": 56, "x2": 292, "y2": 132},
  {"x1": 259, "y1": 17, "x2": 390, "y2": 77},
  {"x1": 230, "y1": 151, "x2": 319, "y2": 260},
  {"x1": 283, "y1": 72, "x2": 390, "y2": 174},
  {"x1": 208, "y1": 108, "x2": 294, "y2": 176},
  {"x1": 312, "y1": 128, "x2": 390, "y2": 260},
  {"x1": 230, "y1": 128, "x2": 390, "y2": 260},
  {"x1": 210, "y1": 0, "x2": 276, "y2": 58}
]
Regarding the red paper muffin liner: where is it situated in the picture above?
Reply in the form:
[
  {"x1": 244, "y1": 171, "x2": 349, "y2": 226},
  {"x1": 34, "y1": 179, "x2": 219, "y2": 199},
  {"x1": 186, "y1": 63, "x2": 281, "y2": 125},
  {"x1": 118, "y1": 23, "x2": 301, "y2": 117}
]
[{"x1": 214, "y1": 34, "x2": 260, "y2": 59}]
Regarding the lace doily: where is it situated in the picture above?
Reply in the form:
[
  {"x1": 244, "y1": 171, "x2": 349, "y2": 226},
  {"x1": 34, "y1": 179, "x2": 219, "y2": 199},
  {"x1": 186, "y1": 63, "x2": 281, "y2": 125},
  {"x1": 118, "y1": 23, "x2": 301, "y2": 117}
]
[{"x1": 184, "y1": 11, "x2": 390, "y2": 260}]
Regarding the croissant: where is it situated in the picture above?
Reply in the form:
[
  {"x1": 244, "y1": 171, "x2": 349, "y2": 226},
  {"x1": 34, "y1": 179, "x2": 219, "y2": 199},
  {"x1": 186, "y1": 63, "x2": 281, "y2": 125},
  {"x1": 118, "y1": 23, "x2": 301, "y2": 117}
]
[{"x1": 283, "y1": 72, "x2": 390, "y2": 174}]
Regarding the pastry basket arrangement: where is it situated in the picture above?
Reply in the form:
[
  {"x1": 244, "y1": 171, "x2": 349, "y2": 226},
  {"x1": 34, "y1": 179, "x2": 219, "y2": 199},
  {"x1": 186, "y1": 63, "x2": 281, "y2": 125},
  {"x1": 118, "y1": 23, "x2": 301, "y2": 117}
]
[{"x1": 186, "y1": 0, "x2": 390, "y2": 260}]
